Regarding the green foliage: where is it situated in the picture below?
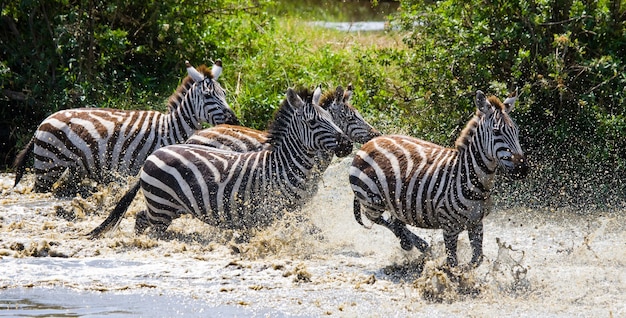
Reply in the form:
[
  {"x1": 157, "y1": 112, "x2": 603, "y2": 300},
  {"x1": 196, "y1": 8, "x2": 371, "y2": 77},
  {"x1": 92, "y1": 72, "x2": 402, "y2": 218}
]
[
  {"x1": 220, "y1": 16, "x2": 380, "y2": 129},
  {"x1": 0, "y1": 0, "x2": 273, "y2": 167},
  {"x1": 395, "y1": 0, "x2": 626, "y2": 208}
]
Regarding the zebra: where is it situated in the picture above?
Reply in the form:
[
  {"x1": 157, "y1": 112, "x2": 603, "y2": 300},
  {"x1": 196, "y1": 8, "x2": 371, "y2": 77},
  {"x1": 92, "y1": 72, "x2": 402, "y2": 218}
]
[
  {"x1": 88, "y1": 87, "x2": 351, "y2": 238},
  {"x1": 13, "y1": 61, "x2": 239, "y2": 196},
  {"x1": 349, "y1": 89, "x2": 528, "y2": 267},
  {"x1": 186, "y1": 84, "x2": 379, "y2": 152},
  {"x1": 185, "y1": 84, "x2": 381, "y2": 202}
]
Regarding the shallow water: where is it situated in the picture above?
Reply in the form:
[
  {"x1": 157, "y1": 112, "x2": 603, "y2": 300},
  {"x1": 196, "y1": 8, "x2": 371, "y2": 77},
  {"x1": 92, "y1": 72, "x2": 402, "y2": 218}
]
[
  {"x1": 309, "y1": 21, "x2": 390, "y2": 32},
  {"x1": 1, "y1": 158, "x2": 625, "y2": 317}
]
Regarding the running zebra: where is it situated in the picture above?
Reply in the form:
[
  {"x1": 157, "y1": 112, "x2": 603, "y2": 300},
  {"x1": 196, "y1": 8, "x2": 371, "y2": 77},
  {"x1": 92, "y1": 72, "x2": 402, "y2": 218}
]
[
  {"x1": 349, "y1": 89, "x2": 528, "y2": 267},
  {"x1": 186, "y1": 84, "x2": 379, "y2": 152},
  {"x1": 185, "y1": 84, "x2": 381, "y2": 202},
  {"x1": 88, "y1": 87, "x2": 351, "y2": 237},
  {"x1": 13, "y1": 61, "x2": 239, "y2": 196},
  {"x1": 182, "y1": 85, "x2": 323, "y2": 152}
]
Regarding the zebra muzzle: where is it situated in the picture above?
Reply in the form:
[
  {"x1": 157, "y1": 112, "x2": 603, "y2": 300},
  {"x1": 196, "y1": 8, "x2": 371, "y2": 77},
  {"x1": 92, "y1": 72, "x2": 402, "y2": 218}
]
[
  {"x1": 334, "y1": 134, "x2": 354, "y2": 157},
  {"x1": 354, "y1": 128, "x2": 383, "y2": 144},
  {"x1": 223, "y1": 108, "x2": 241, "y2": 125},
  {"x1": 508, "y1": 154, "x2": 529, "y2": 180}
]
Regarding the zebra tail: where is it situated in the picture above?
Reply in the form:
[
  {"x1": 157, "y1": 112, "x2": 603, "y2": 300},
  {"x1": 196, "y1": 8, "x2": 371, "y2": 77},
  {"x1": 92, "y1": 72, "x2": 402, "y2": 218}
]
[
  {"x1": 87, "y1": 181, "x2": 141, "y2": 239},
  {"x1": 353, "y1": 197, "x2": 366, "y2": 227},
  {"x1": 13, "y1": 137, "x2": 35, "y2": 187}
]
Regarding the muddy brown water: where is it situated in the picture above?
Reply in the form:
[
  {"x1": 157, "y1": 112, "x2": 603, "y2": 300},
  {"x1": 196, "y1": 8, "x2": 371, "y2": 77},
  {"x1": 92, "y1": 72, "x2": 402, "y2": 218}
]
[{"x1": 1, "y1": 157, "x2": 625, "y2": 316}]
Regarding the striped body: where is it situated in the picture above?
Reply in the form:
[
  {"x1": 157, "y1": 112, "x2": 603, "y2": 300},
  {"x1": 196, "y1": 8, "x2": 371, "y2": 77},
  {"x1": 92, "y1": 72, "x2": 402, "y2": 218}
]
[
  {"x1": 88, "y1": 87, "x2": 351, "y2": 237},
  {"x1": 14, "y1": 62, "x2": 238, "y2": 195},
  {"x1": 349, "y1": 90, "x2": 528, "y2": 267},
  {"x1": 185, "y1": 85, "x2": 381, "y2": 206}
]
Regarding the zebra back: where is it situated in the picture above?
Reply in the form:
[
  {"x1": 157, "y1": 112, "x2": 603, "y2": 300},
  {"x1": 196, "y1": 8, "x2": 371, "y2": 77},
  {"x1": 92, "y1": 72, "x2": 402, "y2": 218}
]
[
  {"x1": 185, "y1": 124, "x2": 268, "y2": 152},
  {"x1": 16, "y1": 61, "x2": 238, "y2": 194}
]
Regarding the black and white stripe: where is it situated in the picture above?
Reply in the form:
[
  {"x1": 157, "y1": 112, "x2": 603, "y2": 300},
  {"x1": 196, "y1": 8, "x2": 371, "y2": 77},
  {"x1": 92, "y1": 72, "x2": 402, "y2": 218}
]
[
  {"x1": 88, "y1": 87, "x2": 350, "y2": 237},
  {"x1": 13, "y1": 61, "x2": 238, "y2": 195},
  {"x1": 349, "y1": 90, "x2": 528, "y2": 267},
  {"x1": 185, "y1": 85, "x2": 381, "y2": 206},
  {"x1": 186, "y1": 84, "x2": 379, "y2": 152}
]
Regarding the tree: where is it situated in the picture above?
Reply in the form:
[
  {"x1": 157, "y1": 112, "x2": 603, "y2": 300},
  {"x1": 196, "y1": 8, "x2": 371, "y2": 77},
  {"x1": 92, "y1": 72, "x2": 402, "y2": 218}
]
[
  {"x1": 0, "y1": 0, "x2": 272, "y2": 169},
  {"x1": 396, "y1": 0, "x2": 626, "y2": 207}
]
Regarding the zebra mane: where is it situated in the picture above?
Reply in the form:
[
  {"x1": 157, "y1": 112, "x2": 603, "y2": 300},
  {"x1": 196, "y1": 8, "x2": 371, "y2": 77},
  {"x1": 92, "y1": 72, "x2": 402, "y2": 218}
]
[
  {"x1": 487, "y1": 95, "x2": 514, "y2": 127},
  {"x1": 266, "y1": 88, "x2": 314, "y2": 147},
  {"x1": 166, "y1": 65, "x2": 212, "y2": 112},
  {"x1": 318, "y1": 88, "x2": 339, "y2": 110},
  {"x1": 455, "y1": 116, "x2": 480, "y2": 149},
  {"x1": 454, "y1": 95, "x2": 512, "y2": 149}
]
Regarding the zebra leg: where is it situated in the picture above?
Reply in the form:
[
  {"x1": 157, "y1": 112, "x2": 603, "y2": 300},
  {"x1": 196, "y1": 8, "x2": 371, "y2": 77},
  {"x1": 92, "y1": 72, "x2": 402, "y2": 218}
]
[
  {"x1": 135, "y1": 210, "x2": 175, "y2": 237},
  {"x1": 375, "y1": 217, "x2": 429, "y2": 252},
  {"x1": 467, "y1": 222, "x2": 484, "y2": 266},
  {"x1": 443, "y1": 231, "x2": 460, "y2": 267},
  {"x1": 33, "y1": 165, "x2": 67, "y2": 193},
  {"x1": 134, "y1": 210, "x2": 151, "y2": 235},
  {"x1": 356, "y1": 199, "x2": 428, "y2": 251}
]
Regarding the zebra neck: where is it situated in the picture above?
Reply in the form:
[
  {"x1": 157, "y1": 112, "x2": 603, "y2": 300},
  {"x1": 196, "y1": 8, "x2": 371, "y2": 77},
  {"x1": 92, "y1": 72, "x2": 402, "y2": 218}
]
[
  {"x1": 163, "y1": 103, "x2": 200, "y2": 144},
  {"x1": 456, "y1": 135, "x2": 499, "y2": 200},
  {"x1": 268, "y1": 135, "x2": 318, "y2": 185}
]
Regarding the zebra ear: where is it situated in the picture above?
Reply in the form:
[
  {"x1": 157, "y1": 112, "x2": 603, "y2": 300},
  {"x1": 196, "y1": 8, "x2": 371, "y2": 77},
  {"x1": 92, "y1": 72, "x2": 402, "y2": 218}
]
[
  {"x1": 475, "y1": 90, "x2": 493, "y2": 115},
  {"x1": 286, "y1": 88, "x2": 305, "y2": 111},
  {"x1": 502, "y1": 87, "x2": 518, "y2": 113},
  {"x1": 211, "y1": 59, "x2": 223, "y2": 80},
  {"x1": 312, "y1": 84, "x2": 322, "y2": 105},
  {"x1": 343, "y1": 83, "x2": 354, "y2": 103},
  {"x1": 186, "y1": 61, "x2": 205, "y2": 82}
]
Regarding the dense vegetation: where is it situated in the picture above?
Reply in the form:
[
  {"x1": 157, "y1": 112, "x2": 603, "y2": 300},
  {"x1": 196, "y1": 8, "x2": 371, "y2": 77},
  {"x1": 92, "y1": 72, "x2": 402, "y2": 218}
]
[
  {"x1": 395, "y1": 0, "x2": 626, "y2": 208},
  {"x1": 1, "y1": 0, "x2": 625, "y2": 208}
]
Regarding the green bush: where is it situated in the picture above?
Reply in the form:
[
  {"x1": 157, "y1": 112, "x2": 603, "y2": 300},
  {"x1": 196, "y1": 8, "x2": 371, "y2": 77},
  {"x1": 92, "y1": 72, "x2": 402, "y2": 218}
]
[
  {"x1": 394, "y1": 0, "x2": 626, "y2": 208},
  {"x1": 0, "y1": 0, "x2": 273, "y2": 167}
]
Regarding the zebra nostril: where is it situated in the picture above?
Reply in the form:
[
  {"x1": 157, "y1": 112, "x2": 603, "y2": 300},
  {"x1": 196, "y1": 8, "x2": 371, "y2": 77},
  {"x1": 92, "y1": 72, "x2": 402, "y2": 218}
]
[
  {"x1": 224, "y1": 109, "x2": 240, "y2": 125},
  {"x1": 334, "y1": 135, "x2": 353, "y2": 157},
  {"x1": 508, "y1": 154, "x2": 529, "y2": 179}
]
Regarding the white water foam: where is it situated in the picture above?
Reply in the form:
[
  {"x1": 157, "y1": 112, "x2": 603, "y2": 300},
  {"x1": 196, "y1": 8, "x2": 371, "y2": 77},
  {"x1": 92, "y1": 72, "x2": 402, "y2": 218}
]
[{"x1": 1, "y1": 158, "x2": 625, "y2": 316}]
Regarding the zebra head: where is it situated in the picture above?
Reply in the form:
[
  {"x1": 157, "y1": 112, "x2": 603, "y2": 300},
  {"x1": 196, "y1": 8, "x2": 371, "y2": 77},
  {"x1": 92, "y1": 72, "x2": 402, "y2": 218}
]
[
  {"x1": 284, "y1": 87, "x2": 350, "y2": 154},
  {"x1": 319, "y1": 84, "x2": 382, "y2": 149},
  {"x1": 475, "y1": 89, "x2": 529, "y2": 180},
  {"x1": 185, "y1": 61, "x2": 240, "y2": 126}
]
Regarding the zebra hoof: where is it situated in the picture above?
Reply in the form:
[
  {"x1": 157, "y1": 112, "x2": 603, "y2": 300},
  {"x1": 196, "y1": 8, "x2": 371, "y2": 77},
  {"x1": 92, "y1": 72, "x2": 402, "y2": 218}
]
[
  {"x1": 401, "y1": 229, "x2": 429, "y2": 252},
  {"x1": 399, "y1": 238, "x2": 414, "y2": 251},
  {"x1": 469, "y1": 254, "x2": 484, "y2": 267}
]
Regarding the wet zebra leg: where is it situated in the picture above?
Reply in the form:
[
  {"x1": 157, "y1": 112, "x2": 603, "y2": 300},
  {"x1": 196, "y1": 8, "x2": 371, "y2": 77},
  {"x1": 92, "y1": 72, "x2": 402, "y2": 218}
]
[
  {"x1": 468, "y1": 222, "x2": 484, "y2": 266},
  {"x1": 443, "y1": 231, "x2": 460, "y2": 267},
  {"x1": 392, "y1": 219, "x2": 428, "y2": 253},
  {"x1": 135, "y1": 210, "x2": 175, "y2": 237},
  {"x1": 134, "y1": 210, "x2": 151, "y2": 235},
  {"x1": 376, "y1": 217, "x2": 429, "y2": 252}
]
